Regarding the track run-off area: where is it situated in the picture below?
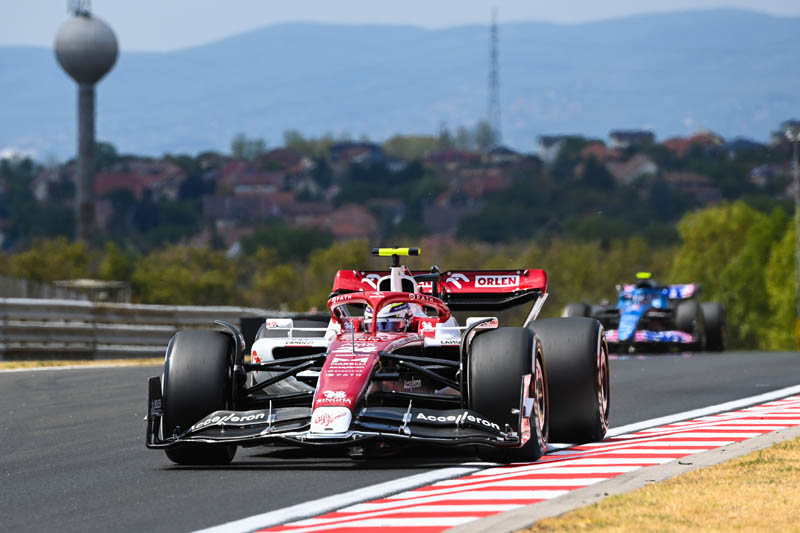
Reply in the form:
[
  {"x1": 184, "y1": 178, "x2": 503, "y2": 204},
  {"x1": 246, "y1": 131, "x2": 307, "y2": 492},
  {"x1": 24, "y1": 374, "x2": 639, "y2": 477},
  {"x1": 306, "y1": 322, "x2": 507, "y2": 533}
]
[{"x1": 2, "y1": 350, "x2": 800, "y2": 533}]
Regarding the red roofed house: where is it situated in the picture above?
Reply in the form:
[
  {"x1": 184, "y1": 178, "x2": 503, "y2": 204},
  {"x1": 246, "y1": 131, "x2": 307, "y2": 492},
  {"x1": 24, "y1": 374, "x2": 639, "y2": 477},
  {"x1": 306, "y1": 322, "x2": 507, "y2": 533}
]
[
  {"x1": 94, "y1": 160, "x2": 185, "y2": 200},
  {"x1": 663, "y1": 171, "x2": 722, "y2": 205}
]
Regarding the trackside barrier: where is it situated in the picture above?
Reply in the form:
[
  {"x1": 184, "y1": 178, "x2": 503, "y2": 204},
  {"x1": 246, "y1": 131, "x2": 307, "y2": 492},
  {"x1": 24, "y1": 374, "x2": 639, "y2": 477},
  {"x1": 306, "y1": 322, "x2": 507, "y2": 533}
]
[{"x1": 0, "y1": 298, "x2": 288, "y2": 360}]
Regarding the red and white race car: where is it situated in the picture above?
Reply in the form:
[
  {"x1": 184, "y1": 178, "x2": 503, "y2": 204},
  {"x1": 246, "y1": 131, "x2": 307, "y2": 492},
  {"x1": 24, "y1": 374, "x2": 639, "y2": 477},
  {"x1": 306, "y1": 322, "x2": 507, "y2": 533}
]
[{"x1": 146, "y1": 248, "x2": 610, "y2": 464}]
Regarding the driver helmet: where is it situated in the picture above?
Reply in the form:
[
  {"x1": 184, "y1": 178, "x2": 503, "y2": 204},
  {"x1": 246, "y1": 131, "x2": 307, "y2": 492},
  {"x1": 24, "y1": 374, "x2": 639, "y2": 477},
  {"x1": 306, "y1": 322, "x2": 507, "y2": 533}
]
[{"x1": 364, "y1": 302, "x2": 414, "y2": 333}]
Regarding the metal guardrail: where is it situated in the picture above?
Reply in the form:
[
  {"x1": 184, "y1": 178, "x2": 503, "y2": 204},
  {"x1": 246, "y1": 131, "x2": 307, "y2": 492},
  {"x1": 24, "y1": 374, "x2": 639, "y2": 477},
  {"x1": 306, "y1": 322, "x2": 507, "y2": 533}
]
[{"x1": 0, "y1": 297, "x2": 281, "y2": 360}]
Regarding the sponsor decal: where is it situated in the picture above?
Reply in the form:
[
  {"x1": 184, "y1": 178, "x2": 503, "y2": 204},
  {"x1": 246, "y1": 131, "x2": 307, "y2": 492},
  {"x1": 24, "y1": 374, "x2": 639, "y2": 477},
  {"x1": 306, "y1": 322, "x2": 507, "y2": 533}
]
[
  {"x1": 317, "y1": 390, "x2": 352, "y2": 405},
  {"x1": 475, "y1": 274, "x2": 519, "y2": 288},
  {"x1": 415, "y1": 411, "x2": 501, "y2": 431},
  {"x1": 251, "y1": 350, "x2": 261, "y2": 364},
  {"x1": 438, "y1": 339, "x2": 461, "y2": 345},
  {"x1": 419, "y1": 321, "x2": 435, "y2": 334},
  {"x1": 314, "y1": 411, "x2": 348, "y2": 427},
  {"x1": 325, "y1": 354, "x2": 372, "y2": 377},
  {"x1": 150, "y1": 398, "x2": 162, "y2": 416},
  {"x1": 330, "y1": 343, "x2": 379, "y2": 354},
  {"x1": 445, "y1": 273, "x2": 469, "y2": 289},
  {"x1": 190, "y1": 411, "x2": 266, "y2": 431},
  {"x1": 285, "y1": 339, "x2": 314, "y2": 346},
  {"x1": 406, "y1": 293, "x2": 438, "y2": 304},
  {"x1": 310, "y1": 407, "x2": 352, "y2": 433},
  {"x1": 265, "y1": 318, "x2": 293, "y2": 328},
  {"x1": 404, "y1": 377, "x2": 422, "y2": 391}
]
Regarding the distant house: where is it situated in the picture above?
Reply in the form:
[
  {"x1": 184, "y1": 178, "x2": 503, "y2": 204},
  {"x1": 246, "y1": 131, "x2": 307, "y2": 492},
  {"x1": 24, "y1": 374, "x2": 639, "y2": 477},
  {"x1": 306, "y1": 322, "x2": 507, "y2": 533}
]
[
  {"x1": 663, "y1": 171, "x2": 722, "y2": 205},
  {"x1": 423, "y1": 203, "x2": 481, "y2": 235},
  {"x1": 580, "y1": 142, "x2": 622, "y2": 163},
  {"x1": 663, "y1": 130, "x2": 724, "y2": 158},
  {"x1": 256, "y1": 148, "x2": 304, "y2": 171},
  {"x1": 203, "y1": 192, "x2": 295, "y2": 221},
  {"x1": 329, "y1": 142, "x2": 385, "y2": 170},
  {"x1": 484, "y1": 146, "x2": 521, "y2": 165},
  {"x1": 537, "y1": 135, "x2": 571, "y2": 165},
  {"x1": 749, "y1": 164, "x2": 776, "y2": 187},
  {"x1": 30, "y1": 167, "x2": 61, "y2": 202},
  {"x1": 219, "y1": 161, "x2": 286, "y2": 195},
  {"x1": 231, "y1": 171, "x2": 285, "y2": 195},
  {"x1": 772, "y1": 119, "x2": 800, "y2": 145},
  {"x1": 457, "y1": 167, "x2": 511, "y2": 197},
  {"x1": 94, "y1": 160, "x2": 185, "y2": 201},
  {"x1": 609, "y1": 130, "x2": 655, "y2": 150},
  {"x1": 424, "y1": 149, "x2": 481, "y2": 171},
  {"x1": 605, "y1": 154, "x2": 658, "y2": 185},
  {"x1": 323, "y1": 204, "x2": 379, "y2": 240},
  {"x1": 723, "y1": 138, "x2": 764, "y2": 158}
]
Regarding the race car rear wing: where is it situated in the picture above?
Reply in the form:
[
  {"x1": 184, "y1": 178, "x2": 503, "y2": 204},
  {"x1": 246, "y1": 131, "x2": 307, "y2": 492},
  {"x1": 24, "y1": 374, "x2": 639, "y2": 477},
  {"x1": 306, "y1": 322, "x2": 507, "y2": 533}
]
[
  {"x1": 332, "y1": 269, "x2": 547, "y2": 311},
  {"x1": 619, "y1": 283, "x2": 700, "y2": 300}
]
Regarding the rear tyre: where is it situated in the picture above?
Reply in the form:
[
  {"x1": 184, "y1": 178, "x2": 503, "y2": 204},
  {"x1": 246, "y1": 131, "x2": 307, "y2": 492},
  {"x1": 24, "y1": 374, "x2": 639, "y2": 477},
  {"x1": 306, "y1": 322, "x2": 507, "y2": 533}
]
[
  {"x1": 531, "y1": 317, "x2": 609, "y2": 444},
  {"x1": 701, "y1": 302, "x2": 726, "y2": 351},
  {"x1": 468, "y1": 327, "x2": 548, "y2": 462},
  {"x1": 162, "y1": 330, "x2": 237, "y2": 465},
  {"x1": 563, "y1": 303, "x2": 590, "y2": 317},
  {"x1": 676, "y1": 300, "x2": 705, "y2": 350}
]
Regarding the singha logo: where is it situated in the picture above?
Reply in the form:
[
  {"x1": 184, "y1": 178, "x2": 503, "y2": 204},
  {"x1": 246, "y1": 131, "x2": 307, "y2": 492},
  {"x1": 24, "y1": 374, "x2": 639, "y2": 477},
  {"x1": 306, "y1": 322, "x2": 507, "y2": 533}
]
[{"x1": 323, "y1": 390, "x2": 348, "y2": 400}]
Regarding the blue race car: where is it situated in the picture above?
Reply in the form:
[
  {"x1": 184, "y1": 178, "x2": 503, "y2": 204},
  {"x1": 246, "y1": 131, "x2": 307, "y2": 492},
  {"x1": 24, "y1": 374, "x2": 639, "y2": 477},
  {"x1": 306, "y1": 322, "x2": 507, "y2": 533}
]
[{"x1": 563, "y1": 273, "x2": 725, "y2": 353}]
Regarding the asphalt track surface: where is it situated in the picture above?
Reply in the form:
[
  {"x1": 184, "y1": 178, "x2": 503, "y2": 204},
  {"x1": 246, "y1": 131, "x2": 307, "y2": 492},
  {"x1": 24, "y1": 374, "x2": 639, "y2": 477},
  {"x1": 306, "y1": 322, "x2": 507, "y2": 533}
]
[{"x1": 2, "y1": 351, "x2": 800, "y2": 533}]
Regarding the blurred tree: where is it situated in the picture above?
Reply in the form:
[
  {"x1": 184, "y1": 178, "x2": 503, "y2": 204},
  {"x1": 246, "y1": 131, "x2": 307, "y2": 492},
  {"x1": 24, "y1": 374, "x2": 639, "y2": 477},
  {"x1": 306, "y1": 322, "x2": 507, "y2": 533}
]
[
  {"x1": 231, "y1": 133, "x2": 267, "y2": 160},
  {"x1": 454, "y1": 126, "x2": 474, "y2": 150},
  {"x1": 764, "y1": 225, "x2": 796, "y2": 350},
  {"x1": 251, "y1": 263, "x2": 304, "y2": 311},
  {"x1": 283, "y1": 130, "x2": 335, "y2": 158},
  {"x1": 5, "y1": 237, "x2": 91, "y2": 282},
  {"x1": 240, "y1": 220, "x2": 334, "y2": 262},
  {"x1": 93, "y1": 141, "x2": 119, "y2": 171},
  {"x1": 719, "y1": 207, "x2": 788, "y2": 348},
  {"x1": 383, "y1": 135, "x2": 438, "y2": 160},
  {"x1": 670, "y1": 202, "x2": 789, "y2": 348},
  {"x1": 98, "y1": 241, "x2": 134, "y2": 281},
  {"x1": 298, "y1": 239, "x2": 371, "y2": 310},
  {"x1": 310, "y1": 157, "x2": 333, "y2": 189},
  {"x1": 474, "y1": 120, "x2": 497, "y2": 152},
  {"x1": 131, "y1": 245, "x2": 238, "y2": 305},
  {"x1": 437, "y1": 123, "x2": 454, "y2": 150}
]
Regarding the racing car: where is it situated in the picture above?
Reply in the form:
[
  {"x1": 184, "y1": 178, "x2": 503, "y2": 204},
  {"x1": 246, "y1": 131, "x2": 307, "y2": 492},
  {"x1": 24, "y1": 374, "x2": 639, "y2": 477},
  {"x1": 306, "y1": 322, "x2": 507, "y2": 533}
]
[
  {"x1": 146, "y1": 247, "x2": 610, "y2": 465},
  {"x1": 563, "y1": 272, "x2": 725, "y2": 353}
]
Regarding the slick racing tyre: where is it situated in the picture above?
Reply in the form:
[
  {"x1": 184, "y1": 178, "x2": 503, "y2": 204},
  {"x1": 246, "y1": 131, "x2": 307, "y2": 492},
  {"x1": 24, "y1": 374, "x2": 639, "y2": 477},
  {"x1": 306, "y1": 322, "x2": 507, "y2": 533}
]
[
  {"x1": 676, "y1": 300, "x2": 705, "y2": 350},
  {"x1": 162, "y1": 330, "x2": 237, "y2": 465},
  {"x1": 468, "y1": 327, "x2": 548, "y2": 463},
  {"x1": 562, "y1": 303, "x2": 590, "y2": 317},
  {"x1": 531, "y1": 317, "x2": 609, "y2": 444},
  {"x1": 701, "y1": 302, "x2": 726, "y2": 351}
]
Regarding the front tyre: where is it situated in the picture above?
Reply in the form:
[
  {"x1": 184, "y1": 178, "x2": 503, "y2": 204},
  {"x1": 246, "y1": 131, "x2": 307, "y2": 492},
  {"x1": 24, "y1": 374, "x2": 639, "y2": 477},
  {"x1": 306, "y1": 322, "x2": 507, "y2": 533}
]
[
  {"x1": 162, "y1": 330, "x2": 237, "y2": 465},
  {"x1": 531, "y1": 317, "x2": 609, "y2": 444},
  {"x1": 701, "y1": 302, "x2": 726, "y2": 351},
  {"x1": 676, "y1": 300, "x2": 705, "y2": 350},
  {"x1": 468, "y1": 327, "x2": 548, "y2": 462}
]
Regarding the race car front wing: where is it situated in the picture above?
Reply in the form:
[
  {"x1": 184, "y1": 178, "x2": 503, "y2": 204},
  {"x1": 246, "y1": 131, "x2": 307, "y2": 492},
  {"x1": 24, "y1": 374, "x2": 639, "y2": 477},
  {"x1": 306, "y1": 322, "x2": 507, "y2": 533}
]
[{"x1": 146, "y1": 376, "x2": 523, "y2": 449}]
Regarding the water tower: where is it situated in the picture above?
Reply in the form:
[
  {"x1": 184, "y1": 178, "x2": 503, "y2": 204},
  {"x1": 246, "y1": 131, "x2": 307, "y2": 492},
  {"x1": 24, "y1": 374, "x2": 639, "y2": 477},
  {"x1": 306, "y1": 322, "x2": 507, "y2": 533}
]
[{"x1": 54, "y1": 0, "x2": 118, "y2": 242}]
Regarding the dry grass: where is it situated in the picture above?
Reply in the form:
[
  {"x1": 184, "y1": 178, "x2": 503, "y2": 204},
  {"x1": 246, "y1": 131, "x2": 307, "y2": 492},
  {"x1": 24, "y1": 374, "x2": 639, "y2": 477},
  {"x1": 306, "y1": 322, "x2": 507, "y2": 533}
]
[
  {"x1": 521, "y1": 436, "x2": 800, "y2": 532},
  {"x1": 0, "y1": 358, "x2": 163, "y2": 369}
]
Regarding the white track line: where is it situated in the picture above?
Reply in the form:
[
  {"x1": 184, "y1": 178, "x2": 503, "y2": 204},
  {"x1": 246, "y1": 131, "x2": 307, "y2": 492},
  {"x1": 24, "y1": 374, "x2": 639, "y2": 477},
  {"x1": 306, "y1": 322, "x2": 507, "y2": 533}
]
[
  {"x1": 196, "y1": 382, "x2": 800, "y2": 533},
  {"x1": 193, "y1": 467, "x2": 478, "y2": 533},
  {"x1": 0, "y1": 364, "x2": 156, "y2": 373}
]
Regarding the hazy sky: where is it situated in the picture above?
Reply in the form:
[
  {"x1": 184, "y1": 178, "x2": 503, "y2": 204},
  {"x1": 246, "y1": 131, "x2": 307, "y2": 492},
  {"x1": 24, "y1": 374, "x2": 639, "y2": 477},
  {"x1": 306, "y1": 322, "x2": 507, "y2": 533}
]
[{"x1": 2, "y1": 0, "x2": 799, "y2": 52}]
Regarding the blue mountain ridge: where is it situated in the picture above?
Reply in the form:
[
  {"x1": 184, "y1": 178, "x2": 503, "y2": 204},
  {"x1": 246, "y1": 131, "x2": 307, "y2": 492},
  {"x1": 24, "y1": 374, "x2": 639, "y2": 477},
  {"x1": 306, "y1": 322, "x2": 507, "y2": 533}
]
[{"x1": 1, "y1": 8, "x2": 798, "y2": 160}]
